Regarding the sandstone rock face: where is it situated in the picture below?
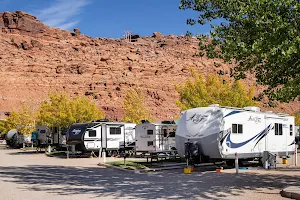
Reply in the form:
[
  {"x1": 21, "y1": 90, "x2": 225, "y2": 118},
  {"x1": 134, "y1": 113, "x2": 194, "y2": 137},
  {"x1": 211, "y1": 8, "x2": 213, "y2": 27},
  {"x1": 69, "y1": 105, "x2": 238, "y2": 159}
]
[
  {"x1": 153, "y1": 32, "x2": 163, "y2": 39},
  {"x1": 73, "y1": 28, "x2": 81, "y2": 36},
  {"x1": 0, "y1": 11, "x2": 298, "y2": 121},
  {"x1": 0, "y1": 11, "x2": 47, "y2": 33}
]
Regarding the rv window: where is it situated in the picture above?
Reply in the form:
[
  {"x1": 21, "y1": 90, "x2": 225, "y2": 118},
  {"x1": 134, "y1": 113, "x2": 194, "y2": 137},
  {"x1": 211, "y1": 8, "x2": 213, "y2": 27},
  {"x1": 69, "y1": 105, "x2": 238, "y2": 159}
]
[
  {"x1": 147, "y1": 130, "x2": 153, "y2": 135},
  {"x1": 238, "y1": 124, "x2": 243, "y2": 134},
  {"x1": 148, "y1": 141, "x2": 153, "y2": 146},
  {"x1": 110, "y1": 127, "x2": 121, "y2": 135},
  {"x1": 169, "y1": 132, "x2": 175, "y2": 137},
  {"x1": 232, "y1": 124, "x2": 237, "y2": 134},
  {"x1": 232, "y1": 124, "x2": 243, "y2": 134},
  {"x1": 290, "y1": 125, "x2": 293, "y2": 136},
  {"x1": 275, "y1": 123, "x2": 283, "y2": 135},
  {"x1": 89, "y1": 130, "x2": 96, "y2": 137}
]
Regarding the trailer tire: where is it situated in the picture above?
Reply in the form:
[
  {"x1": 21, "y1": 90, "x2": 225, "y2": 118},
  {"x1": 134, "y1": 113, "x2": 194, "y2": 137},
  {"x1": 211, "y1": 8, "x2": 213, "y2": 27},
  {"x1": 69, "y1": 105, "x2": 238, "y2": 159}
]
[
  {"x1": 226, "y1": 160, "x2": 235, "y2": 168},
  {"x1": 112, "y1": 150, "x2": 118, "y2": 157}
]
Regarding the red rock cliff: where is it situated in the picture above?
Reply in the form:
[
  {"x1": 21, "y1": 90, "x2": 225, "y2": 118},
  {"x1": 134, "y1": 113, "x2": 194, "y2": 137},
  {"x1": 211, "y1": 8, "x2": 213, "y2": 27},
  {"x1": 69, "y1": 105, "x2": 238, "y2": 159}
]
[{"x1": 0, "y1": 11, "x2": 298, "y2": 121}]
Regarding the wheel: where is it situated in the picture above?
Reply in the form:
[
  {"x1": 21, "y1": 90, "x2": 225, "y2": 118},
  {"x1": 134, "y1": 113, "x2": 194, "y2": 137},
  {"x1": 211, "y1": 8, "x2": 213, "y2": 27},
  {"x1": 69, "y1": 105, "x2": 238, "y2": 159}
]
[
  {"x1": 226, "y1": 160, "x2": 235, "y2": 167},
  {"x1": 112, "y1": 150, "x2": 118, "y2": 157}
]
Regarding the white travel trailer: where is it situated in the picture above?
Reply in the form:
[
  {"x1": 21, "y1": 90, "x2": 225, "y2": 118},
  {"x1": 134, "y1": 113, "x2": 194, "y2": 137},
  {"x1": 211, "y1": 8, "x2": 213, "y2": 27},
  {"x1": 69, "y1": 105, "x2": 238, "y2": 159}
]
[
  {"x1": 36, "y1": 125, "x2": 52, "y2": 146},
  {"x1": 135, "y1": 122, "x2": 177, "y2": 153},
  {"x1": 67, "y1": 120, "x2": 136, "y2": 155},
  {"x1": 35, "y1": 125, "x2": 67, "y2": 149},
  {"x1": 176, "y1": 105, "x2": 295, "y2": 163}
]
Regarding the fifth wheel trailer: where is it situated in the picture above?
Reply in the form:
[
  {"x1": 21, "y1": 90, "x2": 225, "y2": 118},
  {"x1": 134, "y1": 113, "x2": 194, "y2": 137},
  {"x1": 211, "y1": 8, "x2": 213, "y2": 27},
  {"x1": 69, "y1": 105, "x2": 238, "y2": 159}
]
[{"x1": 176, "y1": 105, "x2": 295, "y2": 163}]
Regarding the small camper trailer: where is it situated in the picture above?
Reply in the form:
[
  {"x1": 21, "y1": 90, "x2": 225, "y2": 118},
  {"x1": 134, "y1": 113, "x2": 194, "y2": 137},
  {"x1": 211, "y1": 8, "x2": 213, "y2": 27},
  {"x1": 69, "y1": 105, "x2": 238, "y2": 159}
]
[
  {"x1": 35, "y1": 125, "x2": 67, "y2": 149},
  {"x1": 135, "y1": 121, "x2": 177, "y2": 153},
  {"x1": 5, "y1": 129, "x2": 32, "y2": 147},
  {"x1": 176, "y1": 105, "x2": 295, "y2": 163},
  {"x1": 67, "y1": 120, "x2": 136, "y2": 154}
]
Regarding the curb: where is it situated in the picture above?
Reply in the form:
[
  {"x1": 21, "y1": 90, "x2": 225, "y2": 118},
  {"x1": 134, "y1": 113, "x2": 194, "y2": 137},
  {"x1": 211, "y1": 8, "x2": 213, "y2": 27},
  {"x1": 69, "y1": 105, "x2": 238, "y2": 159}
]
[
  {"x1": 280, "y1": 187, "x2": 300, "y2": 200},
  {"x1": 97, "y1": 163, "x2": 185, "y2": 173},
  {"x1": 45, "y1": 152, "x2": 55, "y2": 157},
  {"x1": 97, "y1": 163, "x2": 141, "y2": 173}
]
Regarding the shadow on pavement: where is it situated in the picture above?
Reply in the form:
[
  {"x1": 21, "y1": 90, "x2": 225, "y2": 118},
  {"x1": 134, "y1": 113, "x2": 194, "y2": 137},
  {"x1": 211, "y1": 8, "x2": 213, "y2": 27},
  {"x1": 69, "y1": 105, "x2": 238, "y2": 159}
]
[
  {"x1": 0, "y1": 164, "x2": 300, "y2": 199},
  {"x1": 7, "y1": 151, "x2": 45, "y2": 155}
]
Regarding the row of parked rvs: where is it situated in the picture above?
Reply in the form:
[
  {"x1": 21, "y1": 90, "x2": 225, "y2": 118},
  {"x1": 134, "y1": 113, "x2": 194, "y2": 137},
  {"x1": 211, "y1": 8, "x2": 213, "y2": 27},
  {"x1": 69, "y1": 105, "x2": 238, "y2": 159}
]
[
  {"x1": 66, "y1": 119, "x2": 177, "y2": 155},
  {"x1": 5, "y1": 125, "x2": 67, "y2": 149},
  {"x1": 4, "y1": 105, "x2": 298, "y2": 164},
  {"x1": 66, "y1": 105, "x2": 297, "y2": 164}
]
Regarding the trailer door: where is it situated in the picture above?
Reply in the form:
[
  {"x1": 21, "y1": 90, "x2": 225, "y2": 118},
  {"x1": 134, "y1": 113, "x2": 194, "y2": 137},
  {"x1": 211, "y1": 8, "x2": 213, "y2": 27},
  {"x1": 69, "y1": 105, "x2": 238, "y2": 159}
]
[
  {"x1": 107, "y1": 125, "x2": 123, "y2": 150},
  {"x1": 266, "y1": 117, "x2": 288, "y2": 154},
  {"x1": 85, "y1": 127, "x2": 102, "y2": 150}
]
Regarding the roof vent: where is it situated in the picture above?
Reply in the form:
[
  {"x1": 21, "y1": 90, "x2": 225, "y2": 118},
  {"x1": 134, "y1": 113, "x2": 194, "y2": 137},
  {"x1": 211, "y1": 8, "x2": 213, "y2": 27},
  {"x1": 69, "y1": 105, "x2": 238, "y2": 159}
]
[
  {"x1": 209, "y1": 104, "x2": 220, "y2": 107},
  {"x1": 92, "y1": 119, "x2": 109, "y2": 122},
  {"x1": 243, "y1": 106, "x2": 260, "y2": 112}
]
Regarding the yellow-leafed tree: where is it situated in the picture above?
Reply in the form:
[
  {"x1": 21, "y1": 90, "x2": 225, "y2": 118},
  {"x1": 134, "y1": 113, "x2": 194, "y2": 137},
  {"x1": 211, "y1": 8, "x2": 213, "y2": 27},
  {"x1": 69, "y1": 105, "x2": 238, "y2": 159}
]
[
  {"x1": 294, "y1": 111, "x2": 300, "y2": 126},
  {"x1": 4, "y1": 104, "x2": 36, "y2": 136},
  {"x1": 71, "y1": 95, "x2": 105, "y2": 123},
  {"x1": 122, "y1": 88, "x2": 154, "y2": 124},
  {"x1": 37, "y1": 91, "x2": 105, "y2": 129},
  {"x1": 175, "y1": 69, "x2": 258, "y2": 111}
]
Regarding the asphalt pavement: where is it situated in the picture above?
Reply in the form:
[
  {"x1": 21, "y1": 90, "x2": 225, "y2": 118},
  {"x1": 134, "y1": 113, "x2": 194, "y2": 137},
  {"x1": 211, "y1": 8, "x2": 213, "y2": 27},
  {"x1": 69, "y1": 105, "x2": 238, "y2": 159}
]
[{"x1": 0, "y1": 145, "x2": 299, "y2": 200}]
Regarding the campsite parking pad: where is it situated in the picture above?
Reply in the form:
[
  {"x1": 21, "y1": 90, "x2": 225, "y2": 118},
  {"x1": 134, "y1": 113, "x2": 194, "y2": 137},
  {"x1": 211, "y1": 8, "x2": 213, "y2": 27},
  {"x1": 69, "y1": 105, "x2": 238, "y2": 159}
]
[{"x1": 1, "y1": 145, "x2": 300, "y2": 200}]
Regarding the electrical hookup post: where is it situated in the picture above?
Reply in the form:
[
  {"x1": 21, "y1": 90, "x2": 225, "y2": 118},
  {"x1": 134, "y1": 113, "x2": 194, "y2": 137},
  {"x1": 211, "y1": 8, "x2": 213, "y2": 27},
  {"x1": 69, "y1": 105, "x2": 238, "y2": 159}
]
[
  {"x1": 235, "y1": 152, "x2": 239, "y2": 175},
  {"x1": 295, "y1": 145, "x2": 298, "y2": 167}
]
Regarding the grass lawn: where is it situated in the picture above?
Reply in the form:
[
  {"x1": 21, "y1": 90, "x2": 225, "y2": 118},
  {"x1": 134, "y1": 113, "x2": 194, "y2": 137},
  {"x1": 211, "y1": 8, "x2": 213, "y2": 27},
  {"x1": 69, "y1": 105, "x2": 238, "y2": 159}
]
[
  {"x1": 21, "y1": 147, "x2": 36, "y2": 151},
  {"x1": 107, "y1": 157, "x2": 184, "y2": 170},
  {"x1": 107, "y1": 160, "x2": 149, "y2": 170},
  {"x1": 47, "y1": 151, "x2": 66, "y2": 156}
]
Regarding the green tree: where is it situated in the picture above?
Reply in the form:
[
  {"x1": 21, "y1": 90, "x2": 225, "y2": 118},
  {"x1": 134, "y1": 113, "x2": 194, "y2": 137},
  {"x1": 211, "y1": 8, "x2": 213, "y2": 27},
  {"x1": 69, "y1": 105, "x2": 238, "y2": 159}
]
[
  {"x1": 37, "y1": 91, "x2": 105, "y2": 129},
  {"x1": 180, "y1": 0, "x2": 300, "y2": 102},
  {"x1": 122, "y1": 88, "x2": 154, "y2": 124},
  {"x1": 175, "y1": 69, "x2": 258, "y2": 110}
]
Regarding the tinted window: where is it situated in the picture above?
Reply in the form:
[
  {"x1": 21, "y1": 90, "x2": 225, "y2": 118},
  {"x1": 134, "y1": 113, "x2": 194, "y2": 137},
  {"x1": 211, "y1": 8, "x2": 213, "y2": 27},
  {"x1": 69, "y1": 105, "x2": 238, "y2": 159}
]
[
  {"x1": 89, "y1": 130, "x2": 96, "y2": 137},
  {"x1": 238, "y1": 124, "x2": 243, "y2": 134},
  {"x1": 148, "y1": 141, "x2": 153, "y2": 146},
  {"x1": 169, "y1": 132, "x2": 175, "y2": 137},
  {"x1": 290, "y1": 125, "x2": 293, "y2": 136},
  {"x1": 232, "y1": 124, "x2": 237, "y2": 134},
  {"x1": 147, "y1": 130, "x2": 153, "y2": 135},
  {"x1": 232, "y1": 124, "x2": 242, "y2": 134},
  {"x1": 110, "y1": 127, "x2": 121, "y2": 135},
  {"x1": 275, "y1": 123, "x2": 283, "y2": 135}
]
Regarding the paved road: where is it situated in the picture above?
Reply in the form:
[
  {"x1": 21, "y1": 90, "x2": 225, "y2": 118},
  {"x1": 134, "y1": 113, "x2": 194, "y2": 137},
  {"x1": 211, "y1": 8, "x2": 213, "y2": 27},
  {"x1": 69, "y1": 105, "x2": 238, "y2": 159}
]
[{"x1": 0, "y1": 145, "x2": 299, "y2": 200}]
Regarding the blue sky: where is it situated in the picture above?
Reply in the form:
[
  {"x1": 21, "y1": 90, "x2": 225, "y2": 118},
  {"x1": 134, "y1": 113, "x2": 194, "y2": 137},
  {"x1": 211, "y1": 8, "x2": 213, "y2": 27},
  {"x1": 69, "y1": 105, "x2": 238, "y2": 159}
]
[{"x1": 0, "y1": 0, "x2": 214, "y2": 38}]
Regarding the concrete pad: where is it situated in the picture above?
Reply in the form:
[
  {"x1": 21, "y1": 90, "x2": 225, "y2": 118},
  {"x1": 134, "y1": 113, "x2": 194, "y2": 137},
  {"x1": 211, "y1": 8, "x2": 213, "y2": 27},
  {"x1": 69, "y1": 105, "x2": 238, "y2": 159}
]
[{"x1": 280, "y1": 186, "x2": 300, "y2": 200}]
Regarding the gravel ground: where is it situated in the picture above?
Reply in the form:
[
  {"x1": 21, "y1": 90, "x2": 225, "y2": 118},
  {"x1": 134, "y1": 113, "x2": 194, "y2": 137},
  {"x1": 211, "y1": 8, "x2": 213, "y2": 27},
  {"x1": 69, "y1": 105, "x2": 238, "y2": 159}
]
[{"x1": 1, "y1": 145, "x2": 300, "y2": 200}]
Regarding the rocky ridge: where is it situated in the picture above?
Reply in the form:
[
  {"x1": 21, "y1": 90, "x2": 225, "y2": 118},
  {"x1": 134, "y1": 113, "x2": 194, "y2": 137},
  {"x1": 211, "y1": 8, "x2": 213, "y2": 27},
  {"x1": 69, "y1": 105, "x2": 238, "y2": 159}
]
[{"x1": 0, "y1": 11, "x2": 298, "y2": 120}]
